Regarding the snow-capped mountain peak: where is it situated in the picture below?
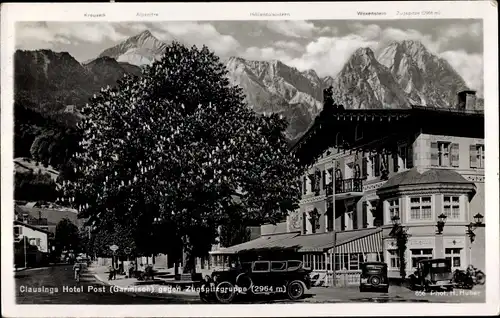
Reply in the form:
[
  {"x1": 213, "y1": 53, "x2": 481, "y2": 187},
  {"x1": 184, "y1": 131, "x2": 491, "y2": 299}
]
[{"x1": 98, "y1": 30, "x2": 168, "y2": 66}]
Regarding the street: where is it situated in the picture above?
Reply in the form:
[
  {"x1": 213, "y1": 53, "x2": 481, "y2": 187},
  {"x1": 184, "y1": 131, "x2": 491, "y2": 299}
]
[
  {"x1": 15, "y1": 265, "x2": 198, "y2": 304},
  {"x1": 14, "y1": 265, "x2": 485, "y2": 304}
]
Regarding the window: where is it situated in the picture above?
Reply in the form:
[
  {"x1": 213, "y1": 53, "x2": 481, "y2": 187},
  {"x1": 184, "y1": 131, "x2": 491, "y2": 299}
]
[
  {"x1": 271, "y1": 261, "x2": 287, "y2": 271},
  {"x1": 387, "y1": 199, "x2": 400, "y2": 220},
  {"x1": 410, "y1": 196, "x2": 432, "y2": 220},
  {"x1": 443, "y1": 196, "x2": 460, "y2": 219},
  {"x1": 303, "y1": 254, "x2": 312, "y2": 268},
  {"x1": 287, "y1": 261, "x2": 302, "y2": 271},
  {"x1": 398, "y1": 145, "x2": 408, "y2": 170},
  {"x1": 349, "y1": 253, "x2": 360, "y2": 270},
  {"x1": 388, "y1": 250, "x2": 400, "y2": 269},
  {"x1": 334, "y1": 253, "x2": 363, "y2": 270},
  {"x1": 445, "y1": 248, "x2": 462, "y2": 269},
  {"x1": 470, "y1": 144, "x2": 485, "y2": 168},
  {"x1": 14, "y1": 226, "x2": 22, "y2": 235},
  {"x1": 253, "y1": 261, "x2": 270, "y2": 272},
  {"x1": 335, "y1": 253, "x2": 350, "y2": 271},
  {"x1": 438, "y1": 142, "x2": 451, "y2": 167},
  {"x1": 411, "y1": 249, "x2": 433, "y2": 268},
  {"x1": 315, "y1": 255, "x2": 326, "y2": 270}
]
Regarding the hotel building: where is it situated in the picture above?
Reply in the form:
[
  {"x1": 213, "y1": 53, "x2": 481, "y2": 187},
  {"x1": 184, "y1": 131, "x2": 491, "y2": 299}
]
[{"x1": 211, "y1": 90, "x2": 485, "y2": 287}]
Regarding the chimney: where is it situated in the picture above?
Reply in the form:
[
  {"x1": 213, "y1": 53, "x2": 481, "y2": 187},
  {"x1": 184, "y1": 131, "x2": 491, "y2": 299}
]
[{"x1": 457, "y1": 90, "x2": 477, "y2": 110}]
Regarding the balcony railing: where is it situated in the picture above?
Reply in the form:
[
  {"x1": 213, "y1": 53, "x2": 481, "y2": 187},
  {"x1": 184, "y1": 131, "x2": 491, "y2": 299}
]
[{"x1": 326, "y1": 178, "x2": 363, "y2": 195}]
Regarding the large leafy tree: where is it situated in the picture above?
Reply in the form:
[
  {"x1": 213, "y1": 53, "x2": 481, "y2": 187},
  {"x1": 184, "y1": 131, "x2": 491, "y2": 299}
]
[{"x1": 59, "y1": 42, "x2": 303, "y2": 274}]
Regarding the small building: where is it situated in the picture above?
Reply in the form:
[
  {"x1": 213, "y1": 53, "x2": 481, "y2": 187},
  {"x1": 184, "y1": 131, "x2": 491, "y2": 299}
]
[{"x1": 14, "y1": 220, "x2": 51, "y2": 267}]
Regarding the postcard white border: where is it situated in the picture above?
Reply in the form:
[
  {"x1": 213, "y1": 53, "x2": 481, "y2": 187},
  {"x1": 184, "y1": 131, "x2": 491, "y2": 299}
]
[{"x1": 1, "y1": 1, "x2": 499, "y2": 317}]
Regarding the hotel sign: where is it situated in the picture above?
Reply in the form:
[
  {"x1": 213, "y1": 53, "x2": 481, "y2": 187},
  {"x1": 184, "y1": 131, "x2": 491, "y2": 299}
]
[{"x1": 408, "y1": 238, "x2": 434, "y2": 248}]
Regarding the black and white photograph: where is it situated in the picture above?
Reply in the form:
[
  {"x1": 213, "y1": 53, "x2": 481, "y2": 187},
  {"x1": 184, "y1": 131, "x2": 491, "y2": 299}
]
[{"x1": 1, "y1": 2, "x2": 499, "y2": 317}]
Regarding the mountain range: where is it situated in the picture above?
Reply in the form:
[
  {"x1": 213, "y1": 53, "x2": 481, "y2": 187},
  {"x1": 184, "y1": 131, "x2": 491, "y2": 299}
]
[{"x1": 14, "y1": 30, "x2": 483, "y2": 143}]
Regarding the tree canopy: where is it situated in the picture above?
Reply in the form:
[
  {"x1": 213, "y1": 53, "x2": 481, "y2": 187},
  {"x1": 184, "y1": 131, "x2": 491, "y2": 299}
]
[
  {"x1": 54, "y1": 218, "x2": 80, "y2": 253},
  {"x1": 59, "y1": 42, "x2": 303, "y2": 272}
]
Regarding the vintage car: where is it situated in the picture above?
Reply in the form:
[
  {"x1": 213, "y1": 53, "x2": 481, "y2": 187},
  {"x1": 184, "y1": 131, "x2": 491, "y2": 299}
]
[
  {"x1": 199, "y1": 260, "x2": 312, "y2": 303},
  {"x1": 408, "y1": 258, "x2": 454, "y2": 291},
  {"x1": 359, "y1": 262, "x2": 389, "y2": 293}
]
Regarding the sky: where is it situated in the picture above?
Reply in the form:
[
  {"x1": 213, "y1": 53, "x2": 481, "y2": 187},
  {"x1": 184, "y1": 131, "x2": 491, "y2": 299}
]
[{"x1": 16, "y1": 20, "x2": 483, "y2": 95}]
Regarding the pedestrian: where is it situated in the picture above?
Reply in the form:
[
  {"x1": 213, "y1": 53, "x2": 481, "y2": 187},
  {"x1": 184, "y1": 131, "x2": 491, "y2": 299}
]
[
  {"x1": 113, "y1": 261, "x2": 119, "y2": 280},
  {"x1": 128, "y1": 262, "x2": 135, "y2": 279},
  {"x1": 108, "y1": 264, "x2": 114, "y2": 280}
]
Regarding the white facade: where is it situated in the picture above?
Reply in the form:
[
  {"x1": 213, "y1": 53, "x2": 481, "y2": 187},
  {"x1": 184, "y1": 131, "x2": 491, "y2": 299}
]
[{"x1": 14, "y1": 223, "x2": 49, "y2": 253}]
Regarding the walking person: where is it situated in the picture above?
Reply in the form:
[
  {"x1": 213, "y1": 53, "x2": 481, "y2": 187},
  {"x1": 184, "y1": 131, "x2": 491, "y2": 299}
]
[
  {"x1": 128, "y1": 262, "x2": 135, "y2": 279},
  {"x1": 108, "y1": 263, "x2": 114, "y2": 280},
  {"x1": 113, "y1": 261, "x2": 119, "y2": 280}
]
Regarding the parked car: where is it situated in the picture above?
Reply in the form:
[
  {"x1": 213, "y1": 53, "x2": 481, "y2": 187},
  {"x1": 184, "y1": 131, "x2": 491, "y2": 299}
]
[
  {"x1": 199, "y1": 260, "x2": 312, "y2": 303},
  {"x1": 359, "y1": 262, "x2": 389, "y2": 293},
  {"x1": 408, "y1": 258, "x2": 454, "y2": 291}
]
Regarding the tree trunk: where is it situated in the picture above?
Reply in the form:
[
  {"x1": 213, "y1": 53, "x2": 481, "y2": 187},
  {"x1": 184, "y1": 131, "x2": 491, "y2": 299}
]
[{"x1": 181, "y1": 235, "x2": 196, "y2": 275}]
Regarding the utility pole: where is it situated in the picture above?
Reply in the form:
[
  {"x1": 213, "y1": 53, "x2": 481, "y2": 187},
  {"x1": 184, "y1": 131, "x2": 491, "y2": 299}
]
[
  {"x1": 331, "y1": 157, "x2": 337, "y2": 286},
  {"x1": 24, "y1": 236, "x2": 28, "y2": 268}
]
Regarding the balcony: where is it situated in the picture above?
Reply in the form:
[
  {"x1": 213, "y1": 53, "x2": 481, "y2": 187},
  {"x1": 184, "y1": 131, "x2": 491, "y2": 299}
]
[{"x1": 326, "y1": 178, "x2": 364, "y2": 198}]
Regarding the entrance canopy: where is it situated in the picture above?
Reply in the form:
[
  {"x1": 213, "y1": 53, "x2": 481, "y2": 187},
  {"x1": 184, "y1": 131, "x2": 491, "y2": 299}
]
[
  {"x1": 211, "y1": 228, "x2": 382, "y2": 255},
  {"x1": 210, "y1": 232, "x2": 300, "y2": 255}
]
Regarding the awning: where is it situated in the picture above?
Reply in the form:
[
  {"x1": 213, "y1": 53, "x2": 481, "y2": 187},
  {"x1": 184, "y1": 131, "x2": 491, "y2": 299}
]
[
  {"x1": 210, "y1": 232, "x2": 300, "y2": 255},
  {"x1": 274, "y1": 231, "x2": 336, "y2": 252},
  {"x1": 335, "y1": 228, "x2": 382, "y2": 254},
  {"x1": 211, "y1": 228, "x2": 383, "y2": 255}
]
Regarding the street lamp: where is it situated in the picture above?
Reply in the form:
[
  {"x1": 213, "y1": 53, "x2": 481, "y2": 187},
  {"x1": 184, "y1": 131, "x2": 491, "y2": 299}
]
[
  {"x1": 436, "y1": 213, "x2": 447, "y2": 234},
  {"x1": 390, "y1": 215, "x2": 405, "y2": 236},
  {"x1": 466, "y1": 213, "x2": 484, "y2": 243}
]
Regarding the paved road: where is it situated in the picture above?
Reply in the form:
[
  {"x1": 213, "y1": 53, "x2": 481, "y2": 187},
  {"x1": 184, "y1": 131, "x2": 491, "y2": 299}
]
[
  {"x1": 14, "y1": 265, "x2": 485, "y2": 304},
  {"x1": 15, "y1": 265, "x2": 200, "y2": 304}
]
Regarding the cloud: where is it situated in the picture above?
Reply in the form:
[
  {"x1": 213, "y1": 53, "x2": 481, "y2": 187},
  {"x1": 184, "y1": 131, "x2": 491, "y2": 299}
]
[
  {"x1": 285, "y1": 35, "x2": 378, "y2": 77},
  {"x1": 242, "y1": 46, "x2": 293, "y2": 62},
  {"x1": 350, "y1": 23, "x2": 382, "y2": 40},
  {"x1": 273, "y1": 40, "x2": 304, "y2": 52},
  {"x1": 16, "y1": 22, "x2": 128, "y2": 47},
  {"x1": 439, "y1": 50, "x2": 483, "y2": 95},
  {"x1": 152, "y1": 22, "x2": 240, "y2": 56},
  {"x1": 439, "y1": 22, "x2": 482, "y2": 38},
  {"x1": 264, "y1": 20, "x2": 319, "y2": 38}
]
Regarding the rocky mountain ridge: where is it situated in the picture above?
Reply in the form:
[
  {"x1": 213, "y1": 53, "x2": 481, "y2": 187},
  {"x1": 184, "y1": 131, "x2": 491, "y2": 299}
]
[{"x1": 15, "y1": 31, "x2": 483, "y2": 142}]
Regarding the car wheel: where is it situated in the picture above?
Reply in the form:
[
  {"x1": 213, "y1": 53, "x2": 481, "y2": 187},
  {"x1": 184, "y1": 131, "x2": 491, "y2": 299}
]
[
  {"x1": 382, "y1": 287, "x2": 389, "y2": 293},
  {"x1": 215, "y1": 281, "x2": 236, "y2": 304},
  {"x1": 359, "y1": 286, "x2": 365, "y2": 293},
  {"x1": 236, "y1": 273, "x2": 253, "y2": 293},
  {"x1": 369, "y1": 276, "x2": 381, "y2": 287},
  {"x1": 287, "y1": 280, "x2": 305, "y2": 300},
  {"x1": 475, "y1": 272, "x2": 486, "y2": 285}
]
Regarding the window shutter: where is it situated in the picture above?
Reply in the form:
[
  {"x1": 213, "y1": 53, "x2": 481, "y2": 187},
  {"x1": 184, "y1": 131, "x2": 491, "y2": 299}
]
[
  {"x1": 451, "y1": 143, "x2": 460, "y2": 167},
  {"x1": 406, "y1": 145, "x2": 414, "y2": 168},
  {"x1": 393, "y1": 149, "x2": 399, "y2": 172},
  {"x1": 362, "y1": 157, "x2": 368, "y2": 178},
  {"x1": 353, "y1": 205, "x2": 358, "y2": 230},
  {"x1": 322, "y1": 170, "x2": 326, "y2": 189},
  {"x1": 430, "y1": 142, "x2": 439, "y2": 166},
  {"x1": 362, "y1": 202, "x2": 368, "y2": 228},
  {"x1": 469, "y1": 144, "x2": 477, "y2": 168},
  {"x1": 302, "y1": 212, "x2": 307, "y2": 234},
  {"x1": 302, "y1": 176, "x2": 307, "y2": 194},
  {"x1": 374, "y1": 155, "x2": 380, "y2": 177}
]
